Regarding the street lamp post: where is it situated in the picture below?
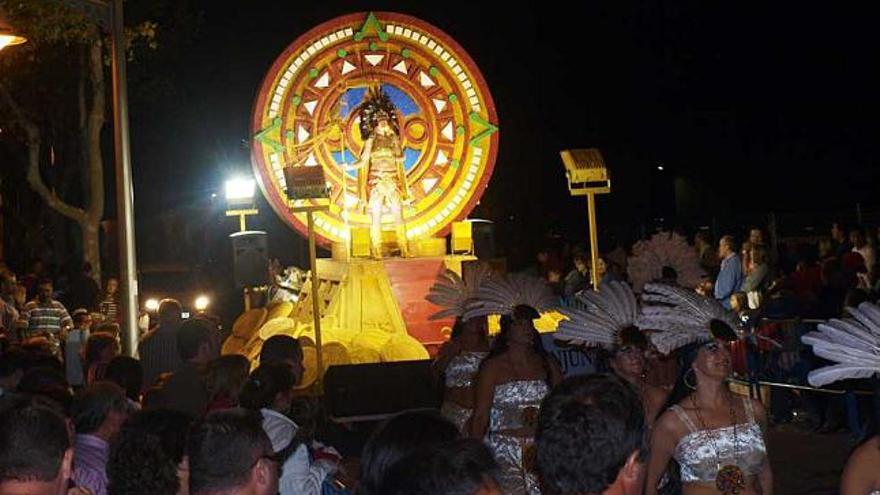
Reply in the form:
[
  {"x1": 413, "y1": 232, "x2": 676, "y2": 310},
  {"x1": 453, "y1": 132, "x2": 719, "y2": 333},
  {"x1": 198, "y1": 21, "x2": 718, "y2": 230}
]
[
  {"x1": 67, "y1": 0, "x2": 139, "y2": 356},
  {"x1": 105, "y1": 0, "x2": 139, "y2": 357}
]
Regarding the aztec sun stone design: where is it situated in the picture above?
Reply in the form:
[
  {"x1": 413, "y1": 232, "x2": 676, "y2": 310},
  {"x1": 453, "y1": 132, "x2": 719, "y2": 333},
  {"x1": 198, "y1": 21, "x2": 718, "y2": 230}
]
[{"x1": 251, "y1": 12, "x2": 499, "y2": 245}]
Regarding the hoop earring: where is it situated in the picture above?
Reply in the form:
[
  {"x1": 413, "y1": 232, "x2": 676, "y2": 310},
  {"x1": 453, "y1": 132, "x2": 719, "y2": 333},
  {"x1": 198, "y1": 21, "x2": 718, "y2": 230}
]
[{"x1": 684, "y1": 368, "x2": 697, "y2": 390}]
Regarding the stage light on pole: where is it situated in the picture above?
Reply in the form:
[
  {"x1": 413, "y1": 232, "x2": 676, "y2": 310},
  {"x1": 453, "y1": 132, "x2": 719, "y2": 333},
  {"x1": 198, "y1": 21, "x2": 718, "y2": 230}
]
[
  {"x1": 225, "y1": 177, "x2": 256, "y2": 204},
  {"x1": 225, "y1": 176, "x2": 258, "y2": 232}
]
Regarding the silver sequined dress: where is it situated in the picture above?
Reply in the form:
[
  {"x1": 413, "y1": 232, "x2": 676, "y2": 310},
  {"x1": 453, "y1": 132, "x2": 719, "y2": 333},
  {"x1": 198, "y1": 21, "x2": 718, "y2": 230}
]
[{"x1": 484, "y1": 379, "x2": 549, "y2": 495}]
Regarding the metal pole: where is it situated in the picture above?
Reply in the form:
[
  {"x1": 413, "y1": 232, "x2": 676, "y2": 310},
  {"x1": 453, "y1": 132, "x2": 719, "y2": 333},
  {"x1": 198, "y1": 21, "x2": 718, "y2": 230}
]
[
  {"x1": 587, "y1": 192, "x2": 600, "y2": 290},
  {"x1": 307, "y1": 211, "x2": 323, "y2": 385},
  {"x1": 110, "y1": 0, "x2": 139, "y2": 356},
  {"x1": 239, "y1": 213, "x2": 246, "y2": 232}
]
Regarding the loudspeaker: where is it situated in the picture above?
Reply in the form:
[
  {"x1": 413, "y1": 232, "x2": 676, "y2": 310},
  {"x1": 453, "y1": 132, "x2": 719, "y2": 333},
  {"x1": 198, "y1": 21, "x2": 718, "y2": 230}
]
[
  {"x1": 323, "y1": 360, "x2": 440, "y2": 421},
  {"x1": 230, "y1": 231, "x2": 269, "y2": 288}
]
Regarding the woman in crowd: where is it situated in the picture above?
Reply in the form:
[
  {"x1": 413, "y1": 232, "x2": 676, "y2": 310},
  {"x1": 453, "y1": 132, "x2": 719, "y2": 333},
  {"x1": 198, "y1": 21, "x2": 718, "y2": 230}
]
[
  {"x1": 204, "y1": 354, "x2": 251, "y2": 412},
  {"x1": 801, "y1": 301, "x2": 880, "y2": 494},
  {"x1": 427, "y1": 265, "x2": 492, "y2": 433},
  {"x1": 468, "y1": 274, "x2": 563, "y2": 495},
  {"x1": 641, "y1": 284, "x2": 772, "y2": 495},
  {"x1": 554, "y1": 280, "x2": 668, "y2": 426},
  {"x1": 240, "y1": 362, "x2": 343, "y2": 495}
]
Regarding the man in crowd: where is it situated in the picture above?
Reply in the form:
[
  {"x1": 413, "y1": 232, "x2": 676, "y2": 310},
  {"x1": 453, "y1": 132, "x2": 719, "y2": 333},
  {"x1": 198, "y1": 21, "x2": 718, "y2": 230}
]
[
  {"x1": 714, "y1": 235, "x2": 743, "y2": 309},
  {"x1": 564, "y1": 252, "x2": 591, "y2": 296},
  {"x1": 138, "y1": 298, "x2": 184, "y2": 388},
  {"x1": 98, "y1": 277, "x2": 119, "y2": 324},
  {"x1": 535, "y1": 374, "x2": 647, "y2": 495},
  {"x1": 23, "y1": 279, "x2": 73, "y2": 341},
  {"x1": 158, "y1": 318, "x2": 215, "y2": 416},
  {"x1": 71, "y1": 382, "x2": 131, "y2": 495},
  {"x1": 0, "y1": 400, "x2": 77, "y2": 495},
  {"x1": 187, "y1": 409, "x2": 280, "y2": 495}
]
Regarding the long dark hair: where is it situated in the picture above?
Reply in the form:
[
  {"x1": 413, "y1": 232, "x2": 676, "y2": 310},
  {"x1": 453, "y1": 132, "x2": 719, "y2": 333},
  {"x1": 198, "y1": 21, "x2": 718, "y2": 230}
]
[
  {"x1": 482, "y1": 305, "x2": 554, "y2": 383},
  {"x1": 239, "y1": 362, "x2": 295, "y2": 411},
  {"x1": 662, "y1": 343, "x2": 701, "y2": 412},
  {"x1": 357, "y1": 410, "x2": 459, "y2": 495}
]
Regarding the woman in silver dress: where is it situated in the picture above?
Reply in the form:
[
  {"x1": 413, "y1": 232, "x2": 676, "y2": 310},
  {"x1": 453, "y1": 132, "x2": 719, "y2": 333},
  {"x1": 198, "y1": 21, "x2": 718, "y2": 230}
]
[
  {"x1": 640, "y1": 284, "x2": 772, "y2": 495},
  {"x1": 427, "y1": 265, "x2": 493, "y2": 433},
  {"x1": 433, "y1": 317, "x2": 490, "y2": 432},
  {"x1": 466, "y1": 274, "x2": 563, "y2": 495}
]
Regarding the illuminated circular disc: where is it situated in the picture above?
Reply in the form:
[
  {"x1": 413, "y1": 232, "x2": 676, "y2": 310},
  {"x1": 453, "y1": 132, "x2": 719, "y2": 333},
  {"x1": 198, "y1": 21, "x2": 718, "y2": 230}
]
[{"x1": 251, "y1": 12, "x2": 499, "y2": 245}]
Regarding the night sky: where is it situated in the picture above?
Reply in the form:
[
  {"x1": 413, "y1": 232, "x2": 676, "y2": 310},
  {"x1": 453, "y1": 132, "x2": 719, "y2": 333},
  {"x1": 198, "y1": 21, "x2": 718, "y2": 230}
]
[{"x1": 126, "y1": 1, "x2": 879, "y2": 266}]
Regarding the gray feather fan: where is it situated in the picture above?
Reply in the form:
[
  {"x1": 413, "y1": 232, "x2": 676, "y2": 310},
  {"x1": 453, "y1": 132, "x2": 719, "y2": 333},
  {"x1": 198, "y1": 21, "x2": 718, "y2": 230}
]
[{"x1": 801, "y1": 302, "x2": 880, "y2": 387}]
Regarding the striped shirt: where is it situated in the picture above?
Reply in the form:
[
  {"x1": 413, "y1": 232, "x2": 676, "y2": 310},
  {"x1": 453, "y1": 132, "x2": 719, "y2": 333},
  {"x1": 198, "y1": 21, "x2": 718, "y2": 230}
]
[
  {"x1": 99, "y1": 294, "x2": 119, "y2": 322},
  {"x1": 72, "y1": 434, "x2": 109, "y2": 495},
  {"x1": 22, "y1": 299, "x2": 72, "y2": 336},
  {"x1": 138, "y1": 324, "x2": 182, "y2": 388}
]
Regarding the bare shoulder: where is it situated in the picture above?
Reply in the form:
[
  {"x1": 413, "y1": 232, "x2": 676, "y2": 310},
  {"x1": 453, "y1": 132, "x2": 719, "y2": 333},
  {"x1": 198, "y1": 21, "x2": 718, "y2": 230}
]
[
  {"x1": 654, "y1": 404, "x2": 689, "y2": 440},
  {"x1": 851, "y1": 436, "x2": 880, "y2": 463}
]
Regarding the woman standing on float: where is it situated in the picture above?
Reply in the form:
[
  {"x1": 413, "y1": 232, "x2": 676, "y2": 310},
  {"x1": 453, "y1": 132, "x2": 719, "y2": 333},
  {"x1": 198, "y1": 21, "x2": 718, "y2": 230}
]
[
  {"x1": 467, "y1": 274, "x2": 563, "y2": 495},
  {"x1": 554, "y1": 280, "x2": 668, "y2": 426},
  {"x1": 641, "y1": 284, "x2": 772, "y2": 495},
  {"x1": 427, "y1": 264, "x2": 493, "y2": 433}
]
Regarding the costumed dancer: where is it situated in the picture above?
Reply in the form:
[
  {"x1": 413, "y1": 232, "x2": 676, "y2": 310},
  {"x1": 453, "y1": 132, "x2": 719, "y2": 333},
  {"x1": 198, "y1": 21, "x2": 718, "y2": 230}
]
[
  {"x1": 554, "y1": 280, "x2": 668, "y2": 426},
  {"x1": 467, "y1": 274, "x2": 563, "y2": 495},
  {"x1": 427, "y1": 264, "x2": 493, "y2": 433},
  {"x1": 801, "y1": 302, "x2": 880, "y2": 495},
  {"x1": 640, "y1": 283, "x2": 772, "y2": 495},
  {"x1": 354, "y1": 87, "x2": 411, "y2": 258}
]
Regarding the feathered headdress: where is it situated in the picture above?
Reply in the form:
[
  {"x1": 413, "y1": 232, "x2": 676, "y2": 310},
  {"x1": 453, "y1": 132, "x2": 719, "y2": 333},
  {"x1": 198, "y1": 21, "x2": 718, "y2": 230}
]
[
  {"x1": 636, "y1": 283, "x2": 740, "y2": 354},
  {"x1": 463, "y1": 273, "x2": 557, "y2": 320},
  {"x1": 627, "y1": 232, "x2": 705, "y2": 293},
  {"x1": 801, "y1": 302, "x2": 880, "y2": 387},
  {"x1": 358, "y1": 86, "x2": 400, "y2": 139},
  {"x1": 425, "y1": 263, "x2": 494, "y2": 321},
  {"x1": 554, "y1": 281, "x2": 645, "y2": 350}
]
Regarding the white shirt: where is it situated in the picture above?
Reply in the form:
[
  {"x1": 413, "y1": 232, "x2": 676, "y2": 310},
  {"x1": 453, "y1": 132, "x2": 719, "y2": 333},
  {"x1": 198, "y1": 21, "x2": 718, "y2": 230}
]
[{"x1": 279, "y1": 443, "x2": 339, "y2": 495}]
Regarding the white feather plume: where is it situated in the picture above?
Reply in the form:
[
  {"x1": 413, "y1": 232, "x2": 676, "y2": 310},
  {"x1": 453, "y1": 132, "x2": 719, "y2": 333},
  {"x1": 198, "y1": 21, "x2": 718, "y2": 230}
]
[
  {"x1": 555, "y1": 281, "x2": 639, "y2": 349},
  {"x1": 636, "y1": 283, "x2": 739, "y2": 354},
  {"x1": 463, "y1": 273, "x2": 557, "y2": 320},
  {"x1": 801, "y1": 302, "x2": 880, "y2": 387},
  {"x1": 627, "y1": 231, "x2": 705, "y2": 293},
  {"x1": 425, "y1": 263, "x2": 493, "y2": 320}
]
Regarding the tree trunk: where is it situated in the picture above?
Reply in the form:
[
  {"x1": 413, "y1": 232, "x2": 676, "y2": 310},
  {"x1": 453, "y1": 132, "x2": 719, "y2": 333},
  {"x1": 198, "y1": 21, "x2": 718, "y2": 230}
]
[
  {"x1": 82, "y1": 39, "x2": 105, "y2": 281},
  {"x1": 0, "y1": 38, "x2": 106, "y2": 281}
]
